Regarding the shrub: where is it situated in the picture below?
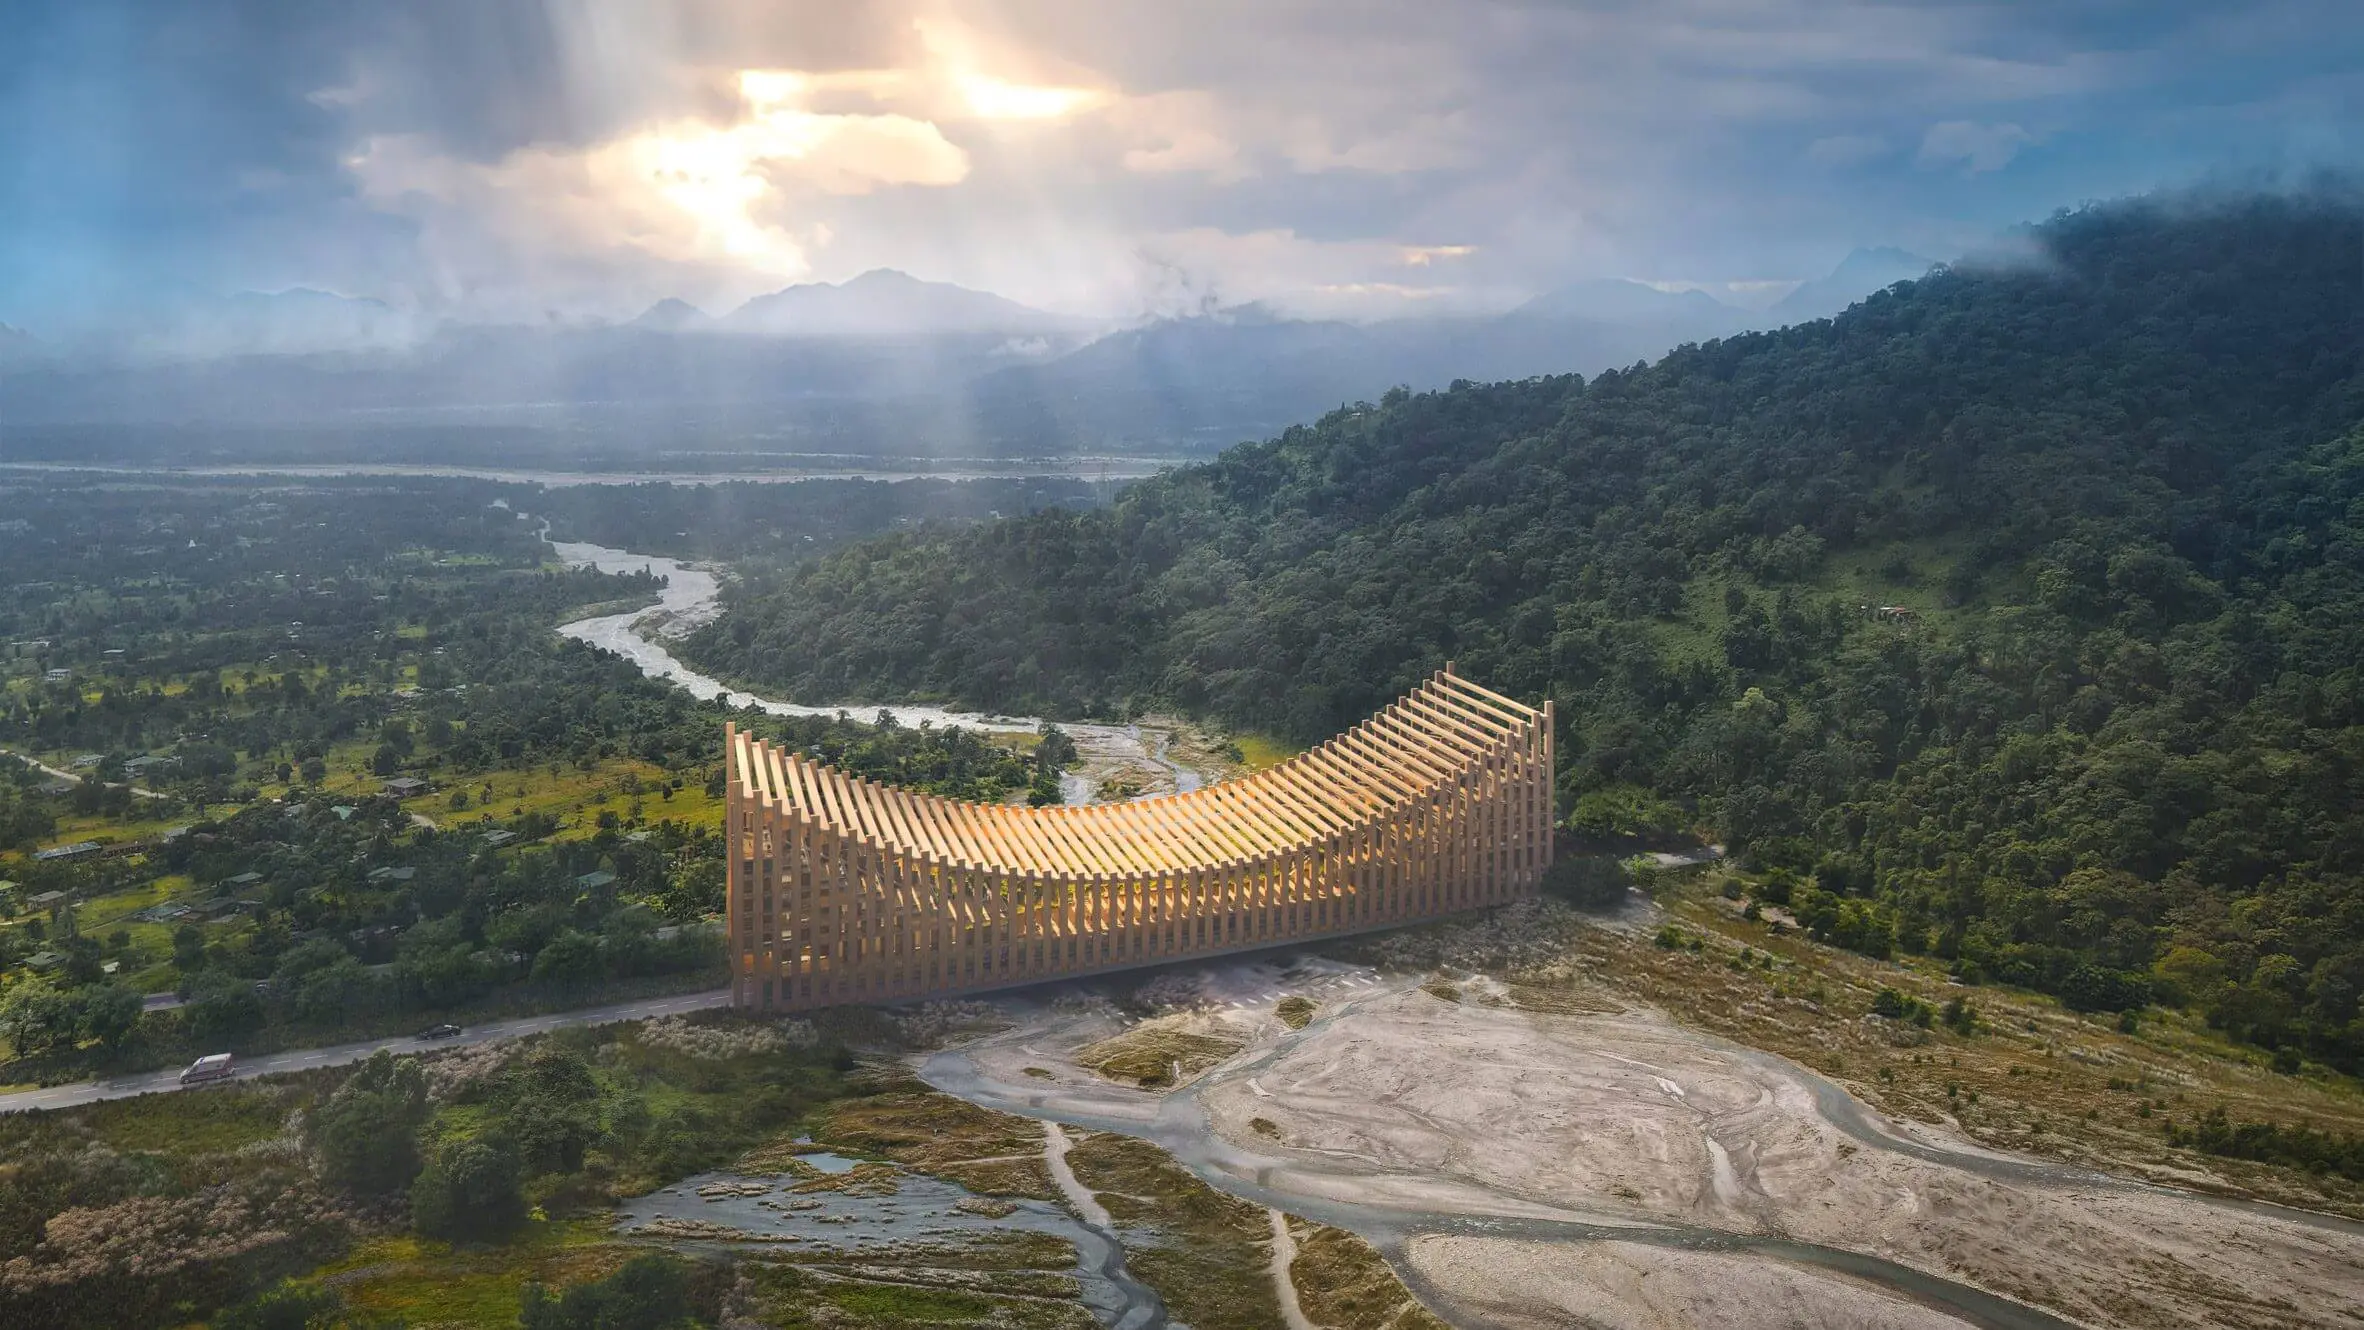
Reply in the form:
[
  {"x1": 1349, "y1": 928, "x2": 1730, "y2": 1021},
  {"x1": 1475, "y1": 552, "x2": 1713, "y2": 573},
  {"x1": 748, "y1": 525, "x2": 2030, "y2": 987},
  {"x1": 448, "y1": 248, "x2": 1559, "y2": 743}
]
[
  {"x1": 306, "y1": 1052, "x2": 430, "y2": 1196},
  {"x1": 410, "y1": 1136, "x2": 526, "y2": 1241},
  {"x1": 521, "y1": 1253, "x2": 710, "y2": 1330},
  {"x1": 2167, "y1": 1106, "x2": 2364, "y2": 1181},
  {"x1": 1540, "y1": 855, "x2": 1633, "y2": 909},
  {"x1": 2058, "y1": 963, "x2": 2151, "y2": 1014},
  {"x1": 1942, "y1": 995, "x2": 1979, "y2": 1035},
  {"x1": 214, "y1": 1281, "x2": 347, "y2": 1330},
  {"x1": 1871, "y1": 987, "x2": 1935, "y2": 1027}
]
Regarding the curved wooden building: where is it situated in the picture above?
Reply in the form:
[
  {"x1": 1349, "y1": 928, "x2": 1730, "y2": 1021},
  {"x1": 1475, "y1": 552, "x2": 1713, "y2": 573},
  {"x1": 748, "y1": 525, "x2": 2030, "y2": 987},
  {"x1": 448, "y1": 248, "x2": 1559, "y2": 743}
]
[{"x1": 725, "y1": 667, "x2": 1553, "y2": 1010}]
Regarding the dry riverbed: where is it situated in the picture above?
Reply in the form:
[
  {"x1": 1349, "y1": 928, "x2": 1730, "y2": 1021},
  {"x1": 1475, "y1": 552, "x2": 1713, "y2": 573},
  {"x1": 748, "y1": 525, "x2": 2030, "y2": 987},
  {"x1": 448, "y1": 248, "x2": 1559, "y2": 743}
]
[
  {"x1": 922, "y1": 924, "x2": 2364, "y2": 1330},
  {"x1": 1202, "y1": 984, "x2": 2361, "y2": 1328}
]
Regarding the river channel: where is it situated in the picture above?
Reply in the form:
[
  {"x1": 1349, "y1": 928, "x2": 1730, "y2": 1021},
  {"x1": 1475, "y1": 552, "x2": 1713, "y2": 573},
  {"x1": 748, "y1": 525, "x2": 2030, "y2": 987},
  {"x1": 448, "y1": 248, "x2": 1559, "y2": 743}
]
[
  {"x1": 917, "y1": 979, "x2": 2086, "y2": 1330},
  {"x1": 616, "y1": 1147, "x2": 1171, "y2": 1329},
  {"x1": 551, "y1": 538, "x2": 1210, "y2": 805}
]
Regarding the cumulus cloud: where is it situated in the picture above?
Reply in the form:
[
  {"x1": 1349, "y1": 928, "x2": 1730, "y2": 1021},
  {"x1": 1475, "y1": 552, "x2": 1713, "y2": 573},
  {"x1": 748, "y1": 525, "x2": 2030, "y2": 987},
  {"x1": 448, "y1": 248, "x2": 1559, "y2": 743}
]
[
  {"x1": 347, "y1": 67, "x2": 980, "y2": 313},
  {"x1": 1, "y1": 0, "x2": 2359, "y2": 332}
]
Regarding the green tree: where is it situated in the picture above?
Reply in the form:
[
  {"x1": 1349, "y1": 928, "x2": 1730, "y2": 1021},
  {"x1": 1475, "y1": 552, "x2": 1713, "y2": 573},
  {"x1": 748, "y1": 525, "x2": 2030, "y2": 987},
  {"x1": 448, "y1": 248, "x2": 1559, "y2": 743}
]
[
  {"x1": 0, "y1": 984, "x2": 79, "y2": 1058},
  {"x1": 410, "y1": 1135, "x2": 526, "y2": 1241},
  {"x1": 183, "y1": 970, "x2": 267, "y2": 1044},
  {"x1": 307, "y1": 1051, "x2": 431, "y2": 1195},
  {"x1": 531, "y1": 929, "x2": 607, "y2": 986},
  {"x1": 73, "y1": 983, "x2": 142, "y2": 1051},
  {"x1": 172, "y1": 922, "x2": 208, "y2": 973}
]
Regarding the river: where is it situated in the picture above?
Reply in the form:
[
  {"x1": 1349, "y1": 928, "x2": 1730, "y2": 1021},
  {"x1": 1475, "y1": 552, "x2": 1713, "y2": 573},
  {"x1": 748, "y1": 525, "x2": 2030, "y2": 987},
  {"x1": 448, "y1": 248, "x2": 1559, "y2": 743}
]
[
  {"x1": 551, "y1": 539, "x2": 1215, "y2": 804},
  {"x1": 616, "y1": 1146, "x2": 1171, "y2": 1329},
  {"x1": 916, "y1": 975, "x2": 2090, "y2": 1330},
  {"x1": 0, "y1": 457, "x2": 1179, "y2": 488}
]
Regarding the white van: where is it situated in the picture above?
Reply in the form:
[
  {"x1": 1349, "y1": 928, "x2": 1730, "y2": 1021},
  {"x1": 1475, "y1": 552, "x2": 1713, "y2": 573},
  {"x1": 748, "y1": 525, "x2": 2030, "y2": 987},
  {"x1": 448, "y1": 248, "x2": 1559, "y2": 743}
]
[{"x1": 179, "y1": 1053, "x2": 235, "y2": 1085}]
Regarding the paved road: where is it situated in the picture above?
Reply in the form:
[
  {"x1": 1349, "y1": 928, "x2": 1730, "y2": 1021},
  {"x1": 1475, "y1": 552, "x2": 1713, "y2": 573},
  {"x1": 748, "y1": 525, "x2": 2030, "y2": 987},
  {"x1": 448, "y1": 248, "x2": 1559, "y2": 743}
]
[{"x1": 0, "y1": 987, "x2": 731, "y2": 1114}]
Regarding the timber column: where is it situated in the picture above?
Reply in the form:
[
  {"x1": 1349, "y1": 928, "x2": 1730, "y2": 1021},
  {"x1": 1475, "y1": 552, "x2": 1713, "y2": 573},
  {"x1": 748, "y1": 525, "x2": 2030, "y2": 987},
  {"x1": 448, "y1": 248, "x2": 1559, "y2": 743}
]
[{"x1": 723, "y1": 670, "x2": 1552, "y2": 1010}]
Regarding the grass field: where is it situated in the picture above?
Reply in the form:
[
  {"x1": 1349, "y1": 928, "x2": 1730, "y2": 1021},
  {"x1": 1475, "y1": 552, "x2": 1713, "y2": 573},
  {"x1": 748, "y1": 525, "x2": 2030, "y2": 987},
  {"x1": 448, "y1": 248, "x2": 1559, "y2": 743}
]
[
  {"x1": 318, "y1": 1223, "x2": 638, "y2": 1328},
  {"x1": 1065, "y1": 1130, "x2": 1284, "y2": 1330},
  {"x1": 1228, "y1": 734, "x2": 1302, "y2": 773},
  {"x1": 396, "y1": 756, "x2": 725, "y2": 840}
]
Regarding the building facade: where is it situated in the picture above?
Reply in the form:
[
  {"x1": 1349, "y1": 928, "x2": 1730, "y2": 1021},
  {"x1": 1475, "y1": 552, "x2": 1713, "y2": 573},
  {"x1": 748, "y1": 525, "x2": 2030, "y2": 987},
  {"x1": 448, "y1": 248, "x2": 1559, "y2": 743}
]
[{"x1": 724, "y1": 667, "x2": 1553, "y2": 1010}]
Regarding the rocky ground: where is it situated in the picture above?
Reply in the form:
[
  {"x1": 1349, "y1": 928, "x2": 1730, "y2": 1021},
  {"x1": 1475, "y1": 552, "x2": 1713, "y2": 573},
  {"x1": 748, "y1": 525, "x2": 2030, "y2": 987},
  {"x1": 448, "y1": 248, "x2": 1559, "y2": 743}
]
[
  {"x1": 1198, "y1": 984, "x2": 2361, "y2": 1329},
  {"x1": 923, "y1": 928, "x2": 2364, "y2": 1330}
]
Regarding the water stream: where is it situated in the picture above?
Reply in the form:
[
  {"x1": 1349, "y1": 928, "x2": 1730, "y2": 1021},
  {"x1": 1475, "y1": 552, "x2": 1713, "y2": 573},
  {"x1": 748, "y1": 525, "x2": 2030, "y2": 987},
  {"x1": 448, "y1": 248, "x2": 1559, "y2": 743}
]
[
  {"x1": 550, "y1": 539, "x2": 1219, "y2": 801},
  {"x1": 918, "y1": 980, "x2": 2088, "y2": 1330},
  {"x1": 615, "y1": 1151, "x2": 1169, "y2": 1329}
]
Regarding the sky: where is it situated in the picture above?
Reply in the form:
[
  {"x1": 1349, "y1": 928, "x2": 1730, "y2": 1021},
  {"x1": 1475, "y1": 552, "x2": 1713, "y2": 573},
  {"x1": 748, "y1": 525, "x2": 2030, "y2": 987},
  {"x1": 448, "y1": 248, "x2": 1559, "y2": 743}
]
[{"x1": 1, "y1": 0, "x2": 2359, "y2": 334}]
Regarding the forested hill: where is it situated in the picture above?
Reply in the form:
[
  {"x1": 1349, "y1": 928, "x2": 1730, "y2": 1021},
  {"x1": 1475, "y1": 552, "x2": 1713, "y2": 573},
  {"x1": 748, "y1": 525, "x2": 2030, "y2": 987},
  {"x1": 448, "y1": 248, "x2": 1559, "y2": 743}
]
[{"x1": 687, "y1": 191, "x2": 2364, "y2": 1065}]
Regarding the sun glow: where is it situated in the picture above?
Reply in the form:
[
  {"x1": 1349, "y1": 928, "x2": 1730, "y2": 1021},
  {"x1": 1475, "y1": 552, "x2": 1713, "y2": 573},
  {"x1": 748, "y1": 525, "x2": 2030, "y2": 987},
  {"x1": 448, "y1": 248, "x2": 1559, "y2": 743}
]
[
  {"x1": 598, "y1": 68, "x2": 970, "y2": 275},
  {"x1": 958, "y1": 74, "x2": 1104, "y2": 120}
]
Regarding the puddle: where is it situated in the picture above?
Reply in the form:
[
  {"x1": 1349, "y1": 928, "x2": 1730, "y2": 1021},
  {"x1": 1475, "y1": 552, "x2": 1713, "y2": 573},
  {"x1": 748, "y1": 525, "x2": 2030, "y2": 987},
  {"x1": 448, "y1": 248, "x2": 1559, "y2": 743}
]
[{"x1": 792, "y1": 1150, "x2": 862, "y2": 1175}]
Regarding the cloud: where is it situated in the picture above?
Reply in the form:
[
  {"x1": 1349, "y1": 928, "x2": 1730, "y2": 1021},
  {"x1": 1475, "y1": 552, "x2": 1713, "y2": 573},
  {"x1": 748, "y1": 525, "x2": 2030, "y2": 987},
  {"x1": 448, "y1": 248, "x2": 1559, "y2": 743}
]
[
  {"x1": 1399, "y1": 245, "x2": 1476, "y2": 267},
  {"x1": 1917, "y1": 120, "x2": 2036, "y2": 174},
  {"x1": 2, "y1": 0, "x2": 2360, "y2": 334}
]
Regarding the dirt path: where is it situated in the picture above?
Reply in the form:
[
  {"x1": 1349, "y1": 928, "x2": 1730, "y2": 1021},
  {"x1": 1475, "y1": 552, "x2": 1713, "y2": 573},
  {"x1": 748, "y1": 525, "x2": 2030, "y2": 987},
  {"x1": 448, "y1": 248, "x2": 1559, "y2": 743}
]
[
  {"x1": 1268, "y1": 1208, "x2": 1320, "y2": 1330},
  {"x1": 1043, "y1": 1120, "x2": 1114, "y2": 1230}
]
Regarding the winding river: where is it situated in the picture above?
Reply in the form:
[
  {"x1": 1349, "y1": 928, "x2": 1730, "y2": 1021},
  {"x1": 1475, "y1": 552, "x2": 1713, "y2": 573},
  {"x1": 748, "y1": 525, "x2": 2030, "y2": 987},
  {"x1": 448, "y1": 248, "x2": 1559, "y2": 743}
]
[{"x1": 551, "y1": 539, "x2": 1214, "y2": 805}]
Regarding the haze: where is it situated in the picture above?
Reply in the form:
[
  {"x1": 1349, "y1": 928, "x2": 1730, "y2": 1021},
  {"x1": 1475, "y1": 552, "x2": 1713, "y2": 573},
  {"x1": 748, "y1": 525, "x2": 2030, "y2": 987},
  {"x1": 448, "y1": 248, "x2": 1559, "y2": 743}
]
[{"x1": 5, "y1": 0, "x2": 2358, "y2": 341}]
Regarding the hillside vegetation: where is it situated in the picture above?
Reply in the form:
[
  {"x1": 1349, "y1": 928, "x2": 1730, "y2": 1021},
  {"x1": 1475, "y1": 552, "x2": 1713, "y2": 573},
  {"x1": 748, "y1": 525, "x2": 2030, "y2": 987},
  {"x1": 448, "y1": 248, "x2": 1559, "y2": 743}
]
[{"x1": 690, "y1": 191, "x2": 2364, "y2": 1069}]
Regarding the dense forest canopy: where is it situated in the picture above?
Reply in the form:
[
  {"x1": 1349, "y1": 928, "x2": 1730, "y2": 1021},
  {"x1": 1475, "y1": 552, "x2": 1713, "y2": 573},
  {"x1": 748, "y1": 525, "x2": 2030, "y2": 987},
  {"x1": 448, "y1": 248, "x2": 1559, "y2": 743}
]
[{"x1": 689, "y1": 190, "x2": 2364, "y2": 1066}]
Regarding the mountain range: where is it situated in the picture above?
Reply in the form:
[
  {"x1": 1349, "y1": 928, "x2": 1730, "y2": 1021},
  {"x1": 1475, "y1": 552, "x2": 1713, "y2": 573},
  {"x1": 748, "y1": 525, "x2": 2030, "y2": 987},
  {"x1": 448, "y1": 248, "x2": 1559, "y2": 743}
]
[{"x1": 0, "y1": 251, "x2": 1936, "y2": 458}]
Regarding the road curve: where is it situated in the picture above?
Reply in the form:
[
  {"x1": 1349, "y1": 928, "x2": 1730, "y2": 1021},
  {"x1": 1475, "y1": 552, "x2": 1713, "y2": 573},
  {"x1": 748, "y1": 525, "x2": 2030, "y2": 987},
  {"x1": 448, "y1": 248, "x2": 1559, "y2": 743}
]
[
  {"x1": 0, "y1": 987, "x2": 731, "y2": 1114},
  {"x1": 0, "y1": 745, "x2": 167, "y2": 800}
]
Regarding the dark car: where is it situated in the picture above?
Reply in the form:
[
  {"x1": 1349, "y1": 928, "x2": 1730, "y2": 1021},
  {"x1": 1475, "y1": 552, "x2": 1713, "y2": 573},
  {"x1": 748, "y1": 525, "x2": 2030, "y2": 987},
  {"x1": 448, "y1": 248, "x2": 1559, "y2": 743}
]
[{"x1": 415, "y1": 1023, "x2": 463, "y2": 1040}]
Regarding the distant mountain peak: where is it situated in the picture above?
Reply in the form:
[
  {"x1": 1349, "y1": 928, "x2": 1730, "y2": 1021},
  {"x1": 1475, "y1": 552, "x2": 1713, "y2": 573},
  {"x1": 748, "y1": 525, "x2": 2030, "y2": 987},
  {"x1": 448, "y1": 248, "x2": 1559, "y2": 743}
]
[
  {"x1": 1772, "y1": 247, "x2": 1939, "y2": 321},
  {"x1": 1513, "y1": 278, "x2": 1738, "y2": 323},
  {"x1": 631, "y1": 297, "x2": 710, "y2": 331},
  {"x1": 723, "y1": 269, "x2": 1079, "y2": 337}
]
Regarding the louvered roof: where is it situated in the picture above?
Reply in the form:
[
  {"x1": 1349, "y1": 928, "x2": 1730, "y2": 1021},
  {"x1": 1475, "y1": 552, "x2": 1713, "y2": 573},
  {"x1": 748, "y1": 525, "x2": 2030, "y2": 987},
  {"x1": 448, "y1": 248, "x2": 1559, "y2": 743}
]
[{"x1": 730, "y1": 670, "x2": 1541, "y2": 877}]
